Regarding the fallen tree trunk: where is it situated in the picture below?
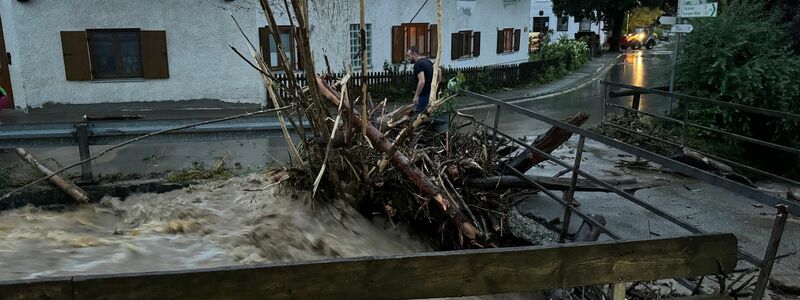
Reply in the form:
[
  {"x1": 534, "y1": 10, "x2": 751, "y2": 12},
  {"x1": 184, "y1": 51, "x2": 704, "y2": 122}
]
[
  {"x1": 466, "y1": 176, "x2": 668, "y2": 194},
  {"x1": 316, "y1": 77, "x2": 480, "y2": 245},
  {"x1": 14, "y1": 148, "x2": 90, "y2": 204},
  {"x1": 671, "y1": 148, "x2": 754, "y2": 187},
  {"x1": 502, "y1": 112, "x2": 590, "y2": 175}
]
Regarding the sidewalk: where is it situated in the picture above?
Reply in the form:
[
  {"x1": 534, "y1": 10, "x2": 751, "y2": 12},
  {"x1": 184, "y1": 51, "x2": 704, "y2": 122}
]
[{"x1": 456, "y1": 52, "x2": 621, "y2": 108}]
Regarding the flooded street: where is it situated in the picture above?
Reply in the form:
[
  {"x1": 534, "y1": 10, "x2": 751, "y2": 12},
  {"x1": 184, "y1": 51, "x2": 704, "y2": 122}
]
[{"x1": 460, "y1": 48, "x2": 676, "y2": 137}]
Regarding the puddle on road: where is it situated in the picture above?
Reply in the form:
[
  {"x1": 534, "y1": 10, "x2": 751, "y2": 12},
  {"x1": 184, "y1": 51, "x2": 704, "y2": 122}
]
[{"x1": 0, "y1": 174, "x2": 429, "y2": 281}]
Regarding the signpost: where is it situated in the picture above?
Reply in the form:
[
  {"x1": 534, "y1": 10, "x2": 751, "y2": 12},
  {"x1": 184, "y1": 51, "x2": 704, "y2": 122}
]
[
  {"x1": 679, "y1": 2, "x2": 718, "y2": 18},
  {"x1": 659, "y1": 16, "x2": 677, "y2": 25},
  {"x1": 671, "y1": 24, "x2": 694, "y2": 33},
  {"x1": 668, "y1": 1, "x2": 717, "y2": 113}
]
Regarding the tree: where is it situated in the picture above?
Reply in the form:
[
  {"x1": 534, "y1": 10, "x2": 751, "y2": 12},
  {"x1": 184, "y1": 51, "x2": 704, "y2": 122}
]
[
  {"x1": 552, "y1": 0, "x2": 667, "y2": 51},
  {"x1": 628, "y1": 7, "x2": 665, "y2": 31},
  {"x1": 768, "y1": 0, "x2": 800, "y2": 54}
]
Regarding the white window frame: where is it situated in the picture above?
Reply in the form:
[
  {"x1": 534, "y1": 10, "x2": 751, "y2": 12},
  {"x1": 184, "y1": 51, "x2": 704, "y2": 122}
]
[{"x1": 349, "y1": 23, "x2": 372, "y2": 70}]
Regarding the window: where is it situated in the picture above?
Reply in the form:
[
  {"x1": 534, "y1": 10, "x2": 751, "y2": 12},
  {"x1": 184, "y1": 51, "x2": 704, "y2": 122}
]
[
  {"x1": 533, "y1": 17, "x2": 549, "y2": 33},
  {"x1": 349, "y1": 24, "x2": 372, "y2": 69},
  {"x1": 88, "y1": 30, "x2": 143, "y2": 79},
  {"x1": 391, "y1": 23, "x2": 432, "y2": 63},
  {"x1": 557, "y1": 16, "x2": 569, "y2": 31},
  {"x1": 496, "y1": 28, "x2": 521, "y2": 53},
  {"x1": 60, "y1": 29, "x2": 169, "y2": 81},
  {"x1": 259, "y1": 26, "x2": 298, "y2": 70},
  {"x1": 579, "y1": 19, "x2": 592, "y2": 32},
  {"x1": 450, "y1": 30, "x2": 480, "y2": 60}
]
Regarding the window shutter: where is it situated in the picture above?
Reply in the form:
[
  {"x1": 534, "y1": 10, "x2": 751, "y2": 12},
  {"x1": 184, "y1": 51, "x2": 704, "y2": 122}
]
[
  {"x1": 451, "y1": 32, "x2": 460, "y2": 60},
  {"x1": 472, "y1": 31, "x2": 481, "y2": 57},
  {"x1": 513, "y1": 29, "x2": 521, "y2": 52},
  {"x1": 429, "y1": 24, "x2": 438, "y2": 58},
  {"x1": 259, "y1": 27, "x2": 270, "y2": 65},
  {"x1": 391, "y1": 26, "x2": 404, "y2": 64},
  {"x1": 60, "y1": 31, "x2": 91, "y2": 81},
  {"x1": 496, "y1": 30, "x2": 504, "y2": 54},
  {"x1": 141, "y1": 30, "x2": 169, "y2": 79}
]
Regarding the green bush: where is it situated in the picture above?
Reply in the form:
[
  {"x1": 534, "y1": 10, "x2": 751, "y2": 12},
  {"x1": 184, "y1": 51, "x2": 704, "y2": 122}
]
[
  {"x1": 677, "y1": 0, "x2": 800, "y2": 176},
  {"x1": 530, "y1": 36, "x2": 589, "y2": 71}
]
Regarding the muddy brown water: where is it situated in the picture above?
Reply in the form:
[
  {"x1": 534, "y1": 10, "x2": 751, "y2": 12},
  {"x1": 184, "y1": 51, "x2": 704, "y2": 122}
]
[{"x1": 0, "y1": 174, "x2": 430, "y2": 281}]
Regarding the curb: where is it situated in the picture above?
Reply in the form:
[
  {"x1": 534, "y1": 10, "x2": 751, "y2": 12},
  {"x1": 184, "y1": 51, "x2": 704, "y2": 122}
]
[{"x1": 458, "y1": 53, "x2": 624, "y2": 111}]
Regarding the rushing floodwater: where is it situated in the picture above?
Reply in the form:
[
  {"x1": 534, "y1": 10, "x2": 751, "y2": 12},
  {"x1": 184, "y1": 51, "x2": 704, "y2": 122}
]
[{"x1": 0, "y1": 174, "x2": 429, "y2": 280}]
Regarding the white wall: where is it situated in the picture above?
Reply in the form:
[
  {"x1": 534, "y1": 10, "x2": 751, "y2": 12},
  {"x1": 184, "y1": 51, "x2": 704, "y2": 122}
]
[
  {"x1": 2, "y1": 0, "x2": 531, "y2": 109},
  {"x1": 4, "y1": 0, "x2": 279, "y2": 108},
  {"x1": 530, "y1": 0, "x2": 606, "y2": 43}
]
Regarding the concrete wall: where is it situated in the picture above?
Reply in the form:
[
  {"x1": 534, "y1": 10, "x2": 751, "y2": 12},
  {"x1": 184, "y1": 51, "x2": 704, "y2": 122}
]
[{"x1": 1, "y1": 0, "x2": 531, "y2": 109}]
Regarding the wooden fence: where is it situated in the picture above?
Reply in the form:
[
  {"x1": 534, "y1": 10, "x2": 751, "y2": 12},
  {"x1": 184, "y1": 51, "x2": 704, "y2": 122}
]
[
  {"x1": 0, "y1": 234, "x2": 737, "y2": 300},
  {"x1": 273, "y1": 56, "x2": 567, "y2": 102}
]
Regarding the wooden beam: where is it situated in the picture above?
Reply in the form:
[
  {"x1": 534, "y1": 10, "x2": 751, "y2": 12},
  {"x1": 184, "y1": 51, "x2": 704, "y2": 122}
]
[
  {"x1": 0, "y1": 277, "x2": 73, "y2": 300},
  {"x1": 0, "y1": 234, "x2": 737, "y2": 300}
]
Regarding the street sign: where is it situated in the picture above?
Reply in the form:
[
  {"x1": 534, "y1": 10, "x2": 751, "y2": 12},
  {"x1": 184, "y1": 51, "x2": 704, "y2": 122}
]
[
  {"x1": 680, "y1": 2, "x2": 718, "y2": 17},
  {"x1": 659, "y1": 16, "x2": 677, "y2": 25},
  {"x1": 672, "y1": 24, "x2": 694, "y2": 33}
]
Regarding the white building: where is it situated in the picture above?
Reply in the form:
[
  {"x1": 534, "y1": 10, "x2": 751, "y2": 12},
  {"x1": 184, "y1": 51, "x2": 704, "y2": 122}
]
[
  {"x1": 529, "y1": 0, "x2": 606, "y2": 42},
  {"x1": 0, "y1": 0, "x2": 531, "y2": 110}
]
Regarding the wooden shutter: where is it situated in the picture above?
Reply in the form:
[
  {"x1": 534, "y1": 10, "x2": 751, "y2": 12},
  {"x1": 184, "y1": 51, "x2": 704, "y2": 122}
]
[
  {"x1": 451, "y1": 32, "x2": 460, "y2": 60},
  {"x1": 391, "y1": 26, "x2": 404, "y2": 63},
  {"x1": 259, "y1": 27, "x2": 270, "y2": 65},
  {"x1": 513, "y1": 29, "x2": 521, "y2": 52},
  {"x1": 60, "y1": 31, "x2": 91, "y2": 81},
  {"x1": 429, "y1": 24, "x2": 438, "y2": 58},
  {"x1": 496, "y1": 30, "x2": 504, "y2": 54},
  {"x1": 141, "y1": 31, "x2": 169, "y2": 79},
  {"x1": 472, "y1": 32, "x2": 481, "y2": 57}
]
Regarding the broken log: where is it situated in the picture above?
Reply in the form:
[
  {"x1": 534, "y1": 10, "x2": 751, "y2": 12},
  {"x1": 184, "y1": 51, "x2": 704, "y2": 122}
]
[
  {"x1": 466, "y1": 176, "x2": 668, "y2": 194},
  {"x1": 14, "y1": 148, "x2": 90, "y2": 204},
  {"x1": 316, "y1": 77, "x2": 480, "y2": 245},
  {"x1": 502, "y1": 112, "x2": 590, "y2": 175},
  {"x1": 671, "y1": 148, "x2": 754, "y2": 187}
]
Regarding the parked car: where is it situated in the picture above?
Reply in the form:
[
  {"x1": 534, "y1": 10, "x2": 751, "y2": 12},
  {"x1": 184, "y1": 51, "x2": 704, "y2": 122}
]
[{"x1": 620, "y1": 27, "x2": 658, "y2": 50}]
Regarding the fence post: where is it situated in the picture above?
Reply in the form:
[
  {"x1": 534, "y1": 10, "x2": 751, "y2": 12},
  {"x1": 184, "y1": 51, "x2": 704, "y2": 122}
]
[
  {"x1": 490, "y1": 104, "x2": 501, "y2": 161},
  {"x1": 601, "y1": 83, "x2": 608, "y2": 132},
  {"x1": 75, "y1": 124, "x2": 94, "y2": 182},
  {"x1": 752, "y1": 204, "x2": 788, "y2": 300},
  {"x1": 631, "y1": 94, "x2": 641, "y2": 111},
  {"x1": 681, "y1": 100, "x2": 689, "y2": 147},
  {"x1": 560, "y1": 135, "x2": 586, "y2": 243}
]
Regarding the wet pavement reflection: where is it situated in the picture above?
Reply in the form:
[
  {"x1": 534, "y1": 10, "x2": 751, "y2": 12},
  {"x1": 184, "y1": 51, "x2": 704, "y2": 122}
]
[{"x1": 461, "y1": 48, "x2": 676, "y2": 137}]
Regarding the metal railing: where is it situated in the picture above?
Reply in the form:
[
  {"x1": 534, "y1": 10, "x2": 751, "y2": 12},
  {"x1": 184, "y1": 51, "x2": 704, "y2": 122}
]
[
  {"x1": 460, "y1": 89, "x2": 790, "y2": 299},
  {"x1": 601, "y1": 80, "x2": 800, "y2": 188},
  {"x1": 0, "y1": 115, "x2": 292, "y2": 180}
]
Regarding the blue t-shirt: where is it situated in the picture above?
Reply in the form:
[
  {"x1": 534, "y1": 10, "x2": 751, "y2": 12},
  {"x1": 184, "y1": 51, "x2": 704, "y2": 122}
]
[{"x1": 413, "y1": 58, "x2": 434, "y2": 99}]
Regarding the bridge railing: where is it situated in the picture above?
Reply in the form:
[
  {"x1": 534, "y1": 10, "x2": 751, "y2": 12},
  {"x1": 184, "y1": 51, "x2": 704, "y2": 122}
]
[
  {"x1": 460, "y1": 89, "x2": 792, "y2": 299},
  {"x1": 600, "y1": 80, "x2": 800, "y2": 189},
  {"x1": 0, "y1": 234, "x2": 737, "y2": 300}
]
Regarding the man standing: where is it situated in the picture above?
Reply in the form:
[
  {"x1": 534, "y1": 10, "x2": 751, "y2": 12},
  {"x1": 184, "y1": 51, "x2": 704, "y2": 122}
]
[{"x1": 406, "y1": 46, "x2": 433, "y2": 114}]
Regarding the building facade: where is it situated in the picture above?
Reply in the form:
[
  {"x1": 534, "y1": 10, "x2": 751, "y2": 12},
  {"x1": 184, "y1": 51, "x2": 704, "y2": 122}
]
[
  {"x1": 529, "y1": 0, "x2": 606, "y2": 42},
  {"x1": 0, "y1": 0, "x2": 531, "y2": 110}
]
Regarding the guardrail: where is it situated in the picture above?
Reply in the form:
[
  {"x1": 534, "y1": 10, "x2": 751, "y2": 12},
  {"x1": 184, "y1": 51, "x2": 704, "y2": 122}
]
[
  {"x1": 460, "y1": 90, "x2": 791, "y2": 299},
  {"x1": 0, "y1": 115, "x2": 293, "y2": 180},
  {"x1": 0, "y1": 234, "x2": 736, "y2": 300}
]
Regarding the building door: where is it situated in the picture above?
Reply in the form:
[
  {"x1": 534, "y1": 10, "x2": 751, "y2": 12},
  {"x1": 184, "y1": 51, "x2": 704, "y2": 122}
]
[
  {"x1": 0, "y1": 14, "x2": 13, "y2": 109},
  {"x1": 532, "y1": 17, "x2": 549, "y2": 33}
]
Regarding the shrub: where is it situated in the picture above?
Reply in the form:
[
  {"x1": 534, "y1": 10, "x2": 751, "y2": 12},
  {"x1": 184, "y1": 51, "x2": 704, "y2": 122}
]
[
  {"x1": 530, "y1": 36, "x2": 589, "y2": 71},
  {"x1": 677, "y1": 0, "x2": 800, "y2": 176}
]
